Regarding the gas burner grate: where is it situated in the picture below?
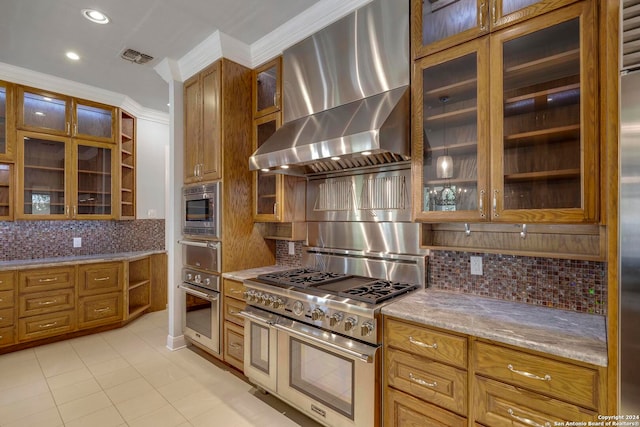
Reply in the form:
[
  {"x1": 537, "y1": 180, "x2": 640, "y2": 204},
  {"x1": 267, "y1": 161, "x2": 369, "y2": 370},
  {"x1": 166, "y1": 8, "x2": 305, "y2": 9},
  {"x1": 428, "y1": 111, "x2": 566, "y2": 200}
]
[
  {"x1": 257, "y1": 268, "x2": 349, "y2": 288},
  {"x1": 338, "y1": 281, "x2": 419, "y2": 304}
]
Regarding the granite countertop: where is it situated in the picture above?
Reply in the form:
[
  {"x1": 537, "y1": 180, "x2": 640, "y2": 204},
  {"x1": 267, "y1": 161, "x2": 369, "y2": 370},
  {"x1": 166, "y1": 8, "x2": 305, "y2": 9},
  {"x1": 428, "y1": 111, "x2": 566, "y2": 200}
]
[
  {"x1": 222, "y1": 265, "x2": 294, "y2": 281},
  {"x1": 0, "y1": 250, "x2": 166, "y2": 270},
  {"x1": 382, "y1": 289, "x2": 607, "y2": 367}
]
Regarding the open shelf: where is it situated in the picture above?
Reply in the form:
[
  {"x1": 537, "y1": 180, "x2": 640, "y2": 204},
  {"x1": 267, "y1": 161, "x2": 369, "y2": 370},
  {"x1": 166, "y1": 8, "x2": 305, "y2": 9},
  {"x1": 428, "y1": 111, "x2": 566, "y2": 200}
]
[
  {"x1": 119, "y1": 110, "x2": 136, "y2": 219},
  {"x1": 504, "y1": 168, "x2": 581, "y2": 182},
  {"x1": 129, "y1": 278, "x2": 150, "y2": 291},
  {"x1": 127, "y1": 257, "x2": 150, "y2": 319}
]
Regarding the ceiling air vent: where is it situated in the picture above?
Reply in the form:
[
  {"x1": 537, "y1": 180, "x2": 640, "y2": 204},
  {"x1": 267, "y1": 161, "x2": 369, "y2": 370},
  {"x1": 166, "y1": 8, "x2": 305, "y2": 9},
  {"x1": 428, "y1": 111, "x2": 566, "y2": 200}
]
[
  {"x1": 623, "y1": 0, "x2": 640, "y2": 70},
  {"x1": 120, "y1": 48, "x2": 154, "y2": 65}
]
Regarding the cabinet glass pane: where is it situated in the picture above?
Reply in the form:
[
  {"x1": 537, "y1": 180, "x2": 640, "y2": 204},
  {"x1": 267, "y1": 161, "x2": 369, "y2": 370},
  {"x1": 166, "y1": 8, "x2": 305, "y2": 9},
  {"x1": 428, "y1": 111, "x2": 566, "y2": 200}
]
[
  {"x1": 77, "y1": 144, "x2": 111, "y2": 216},
  {"x1": 0, "y1": 163, "x2": 10, "y2": 218},
  {"x1": 23, "y1": 92, "x2": 67, "y2": 132},
  {"x1": 76, "y1": 103, "x2": 112, "y2": 139},
  {"x1": 422, "y1": 0, "x2": 478, "y2": 46},
  {"x1": 0, "y1": 87, "x2": 6, "y2": 155},
  {"x1": 23, "y1": 137, "x2": 66, "y2": 215},
  {"x1": 256, "y1": 119, "x2": 278, "y2": 216},
  {"x1": 502, "y1": 0, "x2": 544, "y2": 16},
  {"x1": 256, "y1": 65, "x2": 278, "y2": 112},
  {"x1": 501, "y1": 18, "x2": 580, "y2": 210},
  {"x1": 422, "y1": 52, "x2": 479, "y2": 212}
]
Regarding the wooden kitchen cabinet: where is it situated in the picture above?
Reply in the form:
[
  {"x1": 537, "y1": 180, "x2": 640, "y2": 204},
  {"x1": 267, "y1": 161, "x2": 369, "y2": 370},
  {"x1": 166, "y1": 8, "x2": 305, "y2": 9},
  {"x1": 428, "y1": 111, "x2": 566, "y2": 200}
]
[
  {"x1": 0, "y1": 80, "x2": 15, "y2": 161},
  {"x1": 0, "y1": 271, "x2": 15, "y2": 347},
  {"x1": 413, "y1": 0, "x2": 598, "y2": 224},
  {"x1": 78, "y1": 262, "x2": 123, "y2": 296},
  {"x1": 118, "y1": 110, "x2": 136, "y2": 219},
  {"x1": 0, "y1": 163, "x2": 13, "y2": 220},
  {"x1": 127, "y1": 256, "x2": 151, "y2": 320},
  {"x1": 73, "y1": 99, "x2": 117, "y2": 143},
  {"x1": 411, "y1": 0, "x2": 579, "y2": 59},
  {"x1": 253, "y1": 57, "x2": 281, "y2": 119},
  {"x1": 222, "y1": 278, "x2": 246, "y2": 372},
  {"x1": 78, "y1": 261, "x2": 124, "y2": 330},
  {"x1": 184, "y1": 61, "x2": 222, "y2": 183},
  {"x1": 16, "y1": 131, "x2": 116, "y2": 219}
]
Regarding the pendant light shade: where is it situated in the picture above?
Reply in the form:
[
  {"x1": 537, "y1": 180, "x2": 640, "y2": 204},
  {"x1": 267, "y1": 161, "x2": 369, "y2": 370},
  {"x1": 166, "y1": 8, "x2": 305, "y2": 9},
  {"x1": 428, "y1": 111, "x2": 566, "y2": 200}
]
[{"x1": 436, "y1": 155, "x2": 453, "y2": 179}]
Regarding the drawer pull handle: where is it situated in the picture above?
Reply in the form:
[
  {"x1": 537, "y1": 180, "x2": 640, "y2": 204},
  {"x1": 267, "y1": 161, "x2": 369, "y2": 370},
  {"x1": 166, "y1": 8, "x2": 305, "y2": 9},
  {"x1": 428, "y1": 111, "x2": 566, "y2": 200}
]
[
  {"x1": 38, "y1": 278, "x2": 58, "y2": 283},
  {"x1": 94, "y1": 277, "x2": 110, "y2": 282},
  {"x1": 409, "y1": 336, "x2": 438, "y2": 349},
  {"x1": 507, "y1": 364, "x2": 551, "y2": 382},
  {"x1": 38, "y1": 300, "x2": 57, "y2": 306},
  {"x1": 507, "y1": 408, "x2": 550, "y2": 427},
  {"x1": 409, "y1": 372, "x2": 437, "y2": 388},
  {"x1": 39, "y1": 322, "x2": 58, "y2": 329},
  {"x1": 229, "y1": 343, "x2": 242, "y2": 350},
  {"x1": 94, "y1": 307, "x2": 111, "y2": 313},
  {"x1": 231, "y1": 290, "x2": 243, "y2": 294}
]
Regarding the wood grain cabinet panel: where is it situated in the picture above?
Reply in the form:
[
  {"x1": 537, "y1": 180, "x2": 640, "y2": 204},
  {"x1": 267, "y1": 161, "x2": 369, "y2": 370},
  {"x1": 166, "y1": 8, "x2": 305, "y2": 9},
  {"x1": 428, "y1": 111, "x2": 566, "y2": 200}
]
[
  {"x1": 472, "y1": 376, "x2": 597, "y2": 426},
  {"x1": 473, "y1": 340, "x2": 601, "y2": 410},
  {"x1": 78, "y1": 262, "x2": 123, "y2": 296},
  {"x1": 386, "y1": 347, "x2": 467, "y2": 415},
  {"x1": 0, "y1": 290, "x2": 13, "y2": 309},
  {"x1": 385, "y1": 387, "x2": 467, "y2": 427},
  {"x1": 385, "y1": 318, "x2": 467, "y2": 368},
  {"x1": 0, "y1": 271, "x2": 14, "y2": 290},
  {"x1": 0, "y1": 326, "x2": 14, "y2": 347},
  {"x1": 19, "y1": 289, "x2": 75, "y2": 317},
  {"x1": 18, "y1": 310, "x2": 75, "y2": 341},
  {"x1": 224, "y1": 297, "x2": 245, "y2": 327},
  {"x1": 223, "y1": 321, "x2": 244, "y2": 372},
  {"x1": 78, "y1": 292, "x2": 123, "y2": 329},
  {"x1": 18, "y1": 267, "x2": 74, "y2": 293},
  {"x1": 0, "y1": 308, "x2": 14, "y2": 328},
  {"x1": 223, "y1": 279, "x2": 246, "y2": 301}
]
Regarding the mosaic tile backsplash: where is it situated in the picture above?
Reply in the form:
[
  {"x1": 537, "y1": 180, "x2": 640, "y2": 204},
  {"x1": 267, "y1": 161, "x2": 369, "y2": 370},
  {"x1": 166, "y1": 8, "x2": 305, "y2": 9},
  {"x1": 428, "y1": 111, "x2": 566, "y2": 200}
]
[
  {"x1": 428, "y1": 250, "x2": 607, "y2": 315},
  {"x1": 0, "y1": 219, "x2": 165, "y2": 261}
]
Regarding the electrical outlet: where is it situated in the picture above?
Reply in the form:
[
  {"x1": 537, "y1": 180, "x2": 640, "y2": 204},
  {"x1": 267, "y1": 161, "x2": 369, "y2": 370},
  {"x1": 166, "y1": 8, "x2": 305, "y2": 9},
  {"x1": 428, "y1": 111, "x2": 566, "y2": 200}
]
[
  {"x1": 73, "y1": 237, "x2": 82, "y2": 248},
  {"x1": 470, "y1": 256, "x2": 483, "y2": 275},
  {"x1": 288, "y1": 241, "x2": 296, "y2": 255}
]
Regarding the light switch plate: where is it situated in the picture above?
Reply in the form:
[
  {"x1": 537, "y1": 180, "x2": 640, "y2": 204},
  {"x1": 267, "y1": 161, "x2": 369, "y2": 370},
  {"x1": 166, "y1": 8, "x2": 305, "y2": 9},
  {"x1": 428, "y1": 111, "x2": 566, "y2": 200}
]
[
  {"x1": 73, "y1": 237, "x2": 82, "y2": 248},
  {"x1": 288, "y1": 241, "x2": 296, "y2": 255},
  {"x1": 470, "y1": 256, "x2": 483, "y2": 275}
]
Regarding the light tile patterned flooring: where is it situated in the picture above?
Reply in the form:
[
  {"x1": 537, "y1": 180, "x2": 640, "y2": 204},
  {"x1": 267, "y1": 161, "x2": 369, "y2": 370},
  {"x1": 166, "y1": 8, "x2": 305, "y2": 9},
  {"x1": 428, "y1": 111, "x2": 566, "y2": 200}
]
[{"x1": 0, "y1": 310, "x2": 320, "y2": 427}]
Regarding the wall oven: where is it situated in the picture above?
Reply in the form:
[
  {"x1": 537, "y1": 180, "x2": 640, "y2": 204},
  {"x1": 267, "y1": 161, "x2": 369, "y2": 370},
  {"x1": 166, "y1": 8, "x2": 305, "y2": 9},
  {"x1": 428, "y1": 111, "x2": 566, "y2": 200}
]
[
  {"x1": 178, "y1": 240, "x2": 221, "y2": 356},
  {"x1": 183, "y1": 182, "x2": 220, "y2": 238}
]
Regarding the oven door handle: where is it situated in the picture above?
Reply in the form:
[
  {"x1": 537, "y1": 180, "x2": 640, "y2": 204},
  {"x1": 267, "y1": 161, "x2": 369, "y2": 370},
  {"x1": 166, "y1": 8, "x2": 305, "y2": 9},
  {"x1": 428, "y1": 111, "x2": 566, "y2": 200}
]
[
  {"x1": 178, "y1": 284, "x2": 219, "y2": 302},
  {"x1": 238, "y1": 310, "x2": 276, "y2": 326},
  {"x1": 178, "y1": 240, "x2": 220, "y2": 250},
  {"x1": 274, "y1": 323, "x2": 374, "y2": 363}
]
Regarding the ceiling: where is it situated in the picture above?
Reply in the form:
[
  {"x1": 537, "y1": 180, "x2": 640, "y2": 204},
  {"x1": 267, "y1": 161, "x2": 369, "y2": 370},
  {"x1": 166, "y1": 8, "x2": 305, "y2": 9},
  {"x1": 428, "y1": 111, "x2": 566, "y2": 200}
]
[{"x1": 0, "y1": 0, "x2": 322, "y2": 113}]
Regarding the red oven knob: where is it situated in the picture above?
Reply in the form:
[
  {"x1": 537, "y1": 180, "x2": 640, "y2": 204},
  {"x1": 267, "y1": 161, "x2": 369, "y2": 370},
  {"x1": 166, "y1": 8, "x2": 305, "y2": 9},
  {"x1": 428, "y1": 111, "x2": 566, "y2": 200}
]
[
  {"x1": 344, "y1": 317, "x2": 357, "y2": 332},
  {"x1": 311, "y1": 308, "x2": 325, "y2": 321},
  {"x1": 361, "y1": 321, "x2": 374, "y2": 337}
]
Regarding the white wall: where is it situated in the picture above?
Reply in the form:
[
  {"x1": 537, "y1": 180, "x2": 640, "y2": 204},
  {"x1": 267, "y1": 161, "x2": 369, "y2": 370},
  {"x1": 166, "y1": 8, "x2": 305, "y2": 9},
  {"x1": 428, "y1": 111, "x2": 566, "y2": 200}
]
[{"x1": 136, "y1": 117, "x2": 170, "y2": 219}]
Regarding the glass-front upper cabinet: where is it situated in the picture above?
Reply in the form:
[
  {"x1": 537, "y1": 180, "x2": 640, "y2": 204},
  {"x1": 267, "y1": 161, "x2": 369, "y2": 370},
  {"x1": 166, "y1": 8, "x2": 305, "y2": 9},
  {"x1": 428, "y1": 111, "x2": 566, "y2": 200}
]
[
  {"x1": 73, "y1": 100, "x2": 117, "y2": 143},
  {"x1": 0, "y1": 81, "x2": 15, "y2": 160},
  {"x1": 75, "y1": 140, "x2": 114, "y2": 219},
  {"x1": 0, "y1": 163, "x2": 13, "y2": 220},
  {"x1": 411, "y1": 0, "x2": 579, "y2": 59},
  {"x1": 413, "y1": 38, "x2": 490, "y2": 222},
  {"x1": 18, "y1": 88, "x2": 71, "y2": 136},
  {"x1": 17, "y1": 131, "x2": 72, "y2": 219},
  {"x1": 489, "y1": 1, "x2": 597, "y2": 222},
  {"x1": 253, "y1": 112, "x2": 283, "y2": 221},
  {"x1": 253, "y1": 57, "x2": 281, "y2": 119}
]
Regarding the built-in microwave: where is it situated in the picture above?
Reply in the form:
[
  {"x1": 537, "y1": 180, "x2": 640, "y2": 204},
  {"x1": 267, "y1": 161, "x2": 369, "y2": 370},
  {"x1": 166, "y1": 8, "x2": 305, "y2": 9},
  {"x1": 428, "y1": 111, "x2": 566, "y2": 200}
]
[{"x1": 183, "y1": 182, "x2": 220, "y2": 239}]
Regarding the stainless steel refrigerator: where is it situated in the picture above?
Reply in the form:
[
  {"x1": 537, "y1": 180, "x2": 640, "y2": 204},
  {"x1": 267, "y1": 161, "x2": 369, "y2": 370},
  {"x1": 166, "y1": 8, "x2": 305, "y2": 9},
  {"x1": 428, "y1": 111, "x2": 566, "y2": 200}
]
[{"x1": 620, "y1": 69, "x2": 640, "y2": 413}]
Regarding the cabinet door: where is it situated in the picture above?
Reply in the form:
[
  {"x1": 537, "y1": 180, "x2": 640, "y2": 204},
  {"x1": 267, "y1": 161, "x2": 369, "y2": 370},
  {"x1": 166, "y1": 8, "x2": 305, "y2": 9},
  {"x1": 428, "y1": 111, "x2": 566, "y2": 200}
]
[
  {"x1": 200, "y1": 63, "x2": 222, "y2": 182},
  {"x1": 17, "y1": 131, "x2": 72, "y2": 219},
  {"x1": 0, "y1": 163, "x2": 13, "y2": 220},
  {"x1": 18, "y1": 87, "x2": 71, "y2": 136},
  {"x1": 74, "y1": 140, "x2": 115, "y2": 219},
  {"x1": 73, "y1": 99, "x2": 116, "y2": 143},
  {"x1": 253, "y1": 58, "x2": 281, "y2": 118},
  {"x1": 489, "y1": 2, "x2": 597, "y2": 222},
  {"x1": 253, "y1": 112, "x2": 283, "y2": 221},
  {"x1": 184, "y1": 74, "x2": 201, "y2": 183},
  {"x1": 412, "y1": 0, "x2": 487, "y2": 59},
  {"x1": 413, "y1": 38, "x2": 490, "y2": 222},
  {"x1": 0, "y1": 81, "x2": 15, "y2": 160},
  {"x1": 493, "y1": 0, "x2": 580, "y2": 31}
]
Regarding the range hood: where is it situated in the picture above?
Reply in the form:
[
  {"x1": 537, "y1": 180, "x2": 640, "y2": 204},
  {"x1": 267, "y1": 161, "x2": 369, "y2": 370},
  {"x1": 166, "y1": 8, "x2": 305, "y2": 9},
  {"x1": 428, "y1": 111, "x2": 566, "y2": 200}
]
[{"x1": 249, "y1": 0, "x2": 409, "y2": 175}]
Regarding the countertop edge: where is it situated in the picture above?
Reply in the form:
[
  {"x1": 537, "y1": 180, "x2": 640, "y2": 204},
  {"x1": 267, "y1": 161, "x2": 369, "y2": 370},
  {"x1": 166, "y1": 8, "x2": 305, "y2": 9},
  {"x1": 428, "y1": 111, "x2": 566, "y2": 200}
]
[{"x1": 0, "y1": 250, "x2": 167, "y2": 270}]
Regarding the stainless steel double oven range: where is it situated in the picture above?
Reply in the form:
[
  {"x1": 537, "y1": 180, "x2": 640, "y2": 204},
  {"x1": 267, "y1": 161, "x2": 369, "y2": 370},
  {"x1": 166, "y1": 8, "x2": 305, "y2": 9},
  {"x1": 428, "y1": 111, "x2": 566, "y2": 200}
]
[{"x1": 178, "y1": 182, "x2": 222, "y2": 356}]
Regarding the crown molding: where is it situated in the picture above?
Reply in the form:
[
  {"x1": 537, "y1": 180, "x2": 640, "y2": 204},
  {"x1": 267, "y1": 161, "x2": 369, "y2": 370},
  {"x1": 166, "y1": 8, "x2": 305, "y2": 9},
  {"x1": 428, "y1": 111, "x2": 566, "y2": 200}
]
[
  {"x1": 177, "y1": 31, "x2": 224, "y2": 82},
  {"x1": 0, "y1": 61, "x2": 168, "y2": 125}
]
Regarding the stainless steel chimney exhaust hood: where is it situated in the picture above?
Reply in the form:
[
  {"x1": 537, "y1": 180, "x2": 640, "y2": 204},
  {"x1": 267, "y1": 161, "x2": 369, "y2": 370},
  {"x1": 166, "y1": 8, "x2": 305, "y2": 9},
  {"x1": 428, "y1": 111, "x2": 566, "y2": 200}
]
[{"x1": 249, "y1": 0, "x2": 409, "y2": 175}]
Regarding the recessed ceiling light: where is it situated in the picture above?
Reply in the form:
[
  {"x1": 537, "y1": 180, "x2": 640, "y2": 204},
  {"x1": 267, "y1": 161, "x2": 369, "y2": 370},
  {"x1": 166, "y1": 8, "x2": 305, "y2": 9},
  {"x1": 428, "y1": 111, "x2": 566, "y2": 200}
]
[
  {"x1": 82, "y1": 9, "x2": 110, "y2": 24},
  {"x1": 66, "y1": 51, "x2": 80, "y2": 61}
]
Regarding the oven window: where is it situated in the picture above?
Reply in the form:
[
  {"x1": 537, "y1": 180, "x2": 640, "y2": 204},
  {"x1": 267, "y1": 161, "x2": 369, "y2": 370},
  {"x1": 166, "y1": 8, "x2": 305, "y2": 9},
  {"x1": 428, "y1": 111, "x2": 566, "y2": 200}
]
[
  {"x1": 185, "y1": 199, "x2": 212, "y2": 222},
  {"x1": 250, "y1": 323, "x2": 271, "y2": 374},
  {"x1": 289, "y1": 337, "x2": 354, "y2": 419},
  {"x1": 185, "y1": 293, "x2": 212, "y2": 338}
]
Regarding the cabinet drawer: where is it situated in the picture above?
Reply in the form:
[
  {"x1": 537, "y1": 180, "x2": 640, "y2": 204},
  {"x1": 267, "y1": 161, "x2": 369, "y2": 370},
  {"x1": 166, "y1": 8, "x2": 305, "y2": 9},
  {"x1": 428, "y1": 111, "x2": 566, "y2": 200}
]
[
  {"x1": 223, "y1": 279, "x2": 246, "y2": 301},
  {"x1": 0, "y1": 271, "x2": 14, "y2": 291},
  {"x1": 0, "y1": 326, "x2": 15, "y2": 346},
  {"x1": 224, "y1": 297, "x2": 245, "y2": 326},
  {"x1": 224, "y1": 321, "x2": 244, "y2": 372},
  {"x1": 19, "y1": 267, "x2": 75, "y2": 293},
  {"x1": 385, "y1": 318, "x2": 467, "y2": 368},
  {"x1": 78, "y1": 292, "x2": 123, "y2": 329},
  {"x1": 19, "y1": 289, "x2": 75, "y2": 317},
  {"x1": 78, "y1": 262, "x2": 123, "y2": 296},
  {"x1": 385, "y1": 387, "x2": 467, "y2": 427},
  {"x1": 0, "y1": 290, "x2": 13, "y2": 309},
  {"x1": 386, "y1": 347, "x2": 467, "y2": 415},
  {"x1": 473, "y1": 341, "x2": 600, "y2": 410},
  {"x1": 18, "y1": 310, "x2": 76, "y2": 341},
  {"x1": 0, "y1": 308, "x2": 14, "y2": 327},
  {"x1": 472, "y1": 376, "x2": 597, "y2": 426}
]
